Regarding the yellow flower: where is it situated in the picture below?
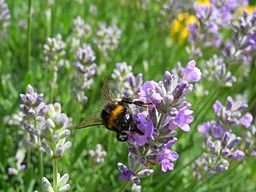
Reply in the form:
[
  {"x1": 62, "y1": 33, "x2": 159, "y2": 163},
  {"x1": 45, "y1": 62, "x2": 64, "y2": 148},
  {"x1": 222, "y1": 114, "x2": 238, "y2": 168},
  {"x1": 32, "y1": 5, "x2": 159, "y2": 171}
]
[
  {"x1": 235, "y1": 5, "x2": 256, "y2": 18},
  {"x1": 169, "y1": 0, "x2": 209, "y2": 44},
  {"x1": 195, "y1": 0, "x2": 210, "y2": 7},
  {"x1": 169, "y1": 12, "x2": 198, "y2": 44},
  {"x1": 240, "y1": 5, "x2": 256, "y2": 14}
]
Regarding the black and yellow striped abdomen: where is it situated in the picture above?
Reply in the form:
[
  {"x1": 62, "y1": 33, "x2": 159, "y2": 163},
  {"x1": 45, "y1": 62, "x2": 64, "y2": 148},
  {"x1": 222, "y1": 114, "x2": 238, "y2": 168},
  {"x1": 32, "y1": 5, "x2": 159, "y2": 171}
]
[{"x1": 101, "y1": 103, "x2": 126, "y2": 131}]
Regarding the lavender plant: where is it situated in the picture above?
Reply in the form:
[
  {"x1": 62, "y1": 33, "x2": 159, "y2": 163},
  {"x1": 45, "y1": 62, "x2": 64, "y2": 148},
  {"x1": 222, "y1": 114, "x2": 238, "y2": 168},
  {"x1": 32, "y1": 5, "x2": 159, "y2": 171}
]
[
  {"x1": 112, "y1": 60, "x2": 201, "y2": 187},
  {"x1": 72, "y1": 16, "x2": 91, "y2": 41},
  {"x1": 223, "y1": 12, "x2": 256, "y2": 69},
  {"x1": 94, "y1": 23, "x2": 122, "y2": 58},
  {"x1": 111, "y1": 62, "x2": 143, "y2": 99},
  {"x1": 131, "y1": 183, "x2": 142, "y2": 192},
  {"x1": 201, "y1": 54, "x2": 236, "y2": 87},
  {"x1": 41, "y1": 103, "x2": 72, "y2": 192},
  {"x1": 194, "y1": 96, "x2": 253, "y2": 179},
  {"x1": 3, "y1": 0, "x2": 256, "y2": 191},
  {"x1": 72, "y1": 44, "x2": 97, "y2": 104},
  {"x1": 20, "y1": 84, "x2": 46, "y2": 149},
  {"x1": 43, "y1": 34, "x2": 68, "y2": 91},
  {"x1": 159, "y1": 0, "x2": 194, "y2": 29},
  {"x1": 185, "y1": 1, "x2": 256, "y2": 87},
  {"x1": 19, "y1": 85, "x2": 72, "y2": 191},
  {"x1": 0, "y1": 0, "x2": 11, "y2": 40},
  {"x1": 188, "y1": 0, "x2": 250, "y2": 51},
  {"x1": 69, "y1": 16, "x2": 92, "y2": 52},
  {"x1": 87, "y1": 144, "x2": 107, "y2": 165},
  {"x1": 8, "y1": 142, "x2": 26, "y2": 176},
  {"x1": 243, "y1": 125, "x2": 256, "y2": 157}
]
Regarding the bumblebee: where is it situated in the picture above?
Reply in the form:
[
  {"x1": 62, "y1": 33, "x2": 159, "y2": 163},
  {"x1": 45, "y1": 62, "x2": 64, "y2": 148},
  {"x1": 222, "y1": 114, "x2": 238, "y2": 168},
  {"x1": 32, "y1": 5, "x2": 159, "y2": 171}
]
[{"x1": 77, "y1": 82, "x2": 150, "y2": 141}]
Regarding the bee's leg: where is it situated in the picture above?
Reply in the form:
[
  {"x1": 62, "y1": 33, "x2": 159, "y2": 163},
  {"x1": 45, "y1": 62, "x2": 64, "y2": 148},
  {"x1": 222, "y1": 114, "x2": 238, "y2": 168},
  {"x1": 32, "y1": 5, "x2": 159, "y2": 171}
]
[
  {"x1": 134, "y1": 127, "x2": 144, "y2": 135},
  {"x1": 117, "y1": 132, "x2": 128, "y2": 142},
  {"x1": 130, "y1": 124, "x2": 144, "y2": 135}
]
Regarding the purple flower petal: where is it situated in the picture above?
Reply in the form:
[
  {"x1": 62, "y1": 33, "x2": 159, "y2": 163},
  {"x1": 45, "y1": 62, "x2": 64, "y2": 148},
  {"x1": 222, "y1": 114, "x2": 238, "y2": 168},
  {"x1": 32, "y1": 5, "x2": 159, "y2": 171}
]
[
  {"x1": 198, "y1": 122, "x2": 211, "y2": 136},
  {"x1": 182, "y1": 60, "x2": 201, "y2": 82},
  {"x1": 231, "y1": 150, "x2": 245, "y2": 159},
  {"x1": 212, "y1": 123, "x2": 224, "y2": 139},
  {"x1": 240, "y1": 113, "x2": 253, "y2": 128},
  {"x1": 173, "y1": 106, "x2": 194, "y2": 132},
  {"x1": 213, "y1": 100, "x2": 222, "y2": 114},
  {"x1": 128, "y1": 113, "x2": 154, "y2": 146},
  {"x1": 156, "y1": 148, "x2": 179, "y2": 172},
  {"x1": 139, "y1": 81, "x2": 163, "y2": 104}
]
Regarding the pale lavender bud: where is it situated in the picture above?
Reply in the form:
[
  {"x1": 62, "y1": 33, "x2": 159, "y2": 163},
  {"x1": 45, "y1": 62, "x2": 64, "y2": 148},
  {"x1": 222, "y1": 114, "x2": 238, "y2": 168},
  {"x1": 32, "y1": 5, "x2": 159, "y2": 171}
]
[
  {"x1": 88, "y1": 144, "x2": 107, "y2": 164},
  {"x1": 58, "y1": 173, "x2": 69, "y2": 188},
  {"x1": 55, "y1": 141, "x2": 72, "y2": 158},
  {"x1": 227, "y1": 135, "x2": 241, "y2": 148},
  {"x1": 213, "y1": 100, "x2": 222, "y2": 114},
  {"x1": 231, "y1": 150, "x2": 245, "y2": 159},
  {"x1": 172, "y1": 81, "x2": 192, "y2": 102},
  {"x1": 137, "y1": 169, "x2": 154, "y2": 177},
  {"x1": 59, "y1": 185, "x2": 70, "y2": 192},
  {"x1": 221, "y1": 132, "x2": 230, "y2": 147},
  {"x1": 8, "y1": 168, "x2": 18, "y2": 175},
  {"x1": 76, "y1": 44, "x2": 96, "y2": 66},
  {"x1": 216, "y1": 159, "x2": 229, "y2": 172},
  {"x1": 41, "y1": 139, "x2": 53, "y2": 156},
  {"x1": 131, "y1": 183, "x2": 141, "y2": 192},
  {"x1": 42, "y1": 177, "x2": 54, "y2": 192},
  {"x1": 221, "y1": 148, "x2": 230, "y2": 156}
]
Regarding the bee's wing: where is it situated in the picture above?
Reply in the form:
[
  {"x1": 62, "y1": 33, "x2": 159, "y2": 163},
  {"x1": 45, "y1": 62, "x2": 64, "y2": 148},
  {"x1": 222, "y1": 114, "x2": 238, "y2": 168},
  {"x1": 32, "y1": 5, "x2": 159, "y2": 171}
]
[
  {"x1": 76, "y1": 112, "x2": 103, "y2": 129},
  {"x1": 103, "y1": 80, "x2": 115, "y2": 103}
]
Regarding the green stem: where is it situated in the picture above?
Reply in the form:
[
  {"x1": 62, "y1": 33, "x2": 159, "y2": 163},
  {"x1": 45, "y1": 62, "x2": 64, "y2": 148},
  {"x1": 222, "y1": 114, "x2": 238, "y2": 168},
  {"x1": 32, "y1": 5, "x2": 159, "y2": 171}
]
[
  {"x1": 156, "y1": 113, "x2": 164, "y2": 129},
  {"x1": 39, "y1": 150, "x2": 44, "y2": 192},
  {"x1": 27, "y1": 148, "x2": 31, "y2": 169},
  {"x1": 35, "y1": 113, "x2": 43, "y2": 192},
  {"x1": 51, "y1": 0, "x2": 58, "y2": 36},
  {"x1": 27, "y1": 0, "x2": 32, "y2": 73},
  {"x1": 53, "y1": 158, "x2": 59, "y2": 192},
  {"x1": 51, "y1": 84, "x2": 55, "y2": 103},
  {"x1": 50, "y1": 67, "x2": 57, "y2": 102},
  {"x1": 119, "y1": 181, "x2": 129, "y2": 192}
]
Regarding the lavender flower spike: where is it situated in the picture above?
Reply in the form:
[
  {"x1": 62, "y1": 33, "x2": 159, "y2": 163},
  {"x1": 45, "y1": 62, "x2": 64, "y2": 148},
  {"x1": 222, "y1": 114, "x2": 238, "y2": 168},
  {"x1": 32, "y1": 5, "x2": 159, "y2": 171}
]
[
  {"x1": 111, "y1": 61, "x2": 200, "y2": 185},
  {"x1": 20, "y1": 84, "x2": 46, "y2": 148},
  {"x1": 111, "y1": 62, "x2": 143, "y2": 99},
  {"x1": 0, "y1": 0, "x2": 11, "y2": 39},
  {"x1": 41, "y1": 103, "x2": 72, "y2": 159},
  {"x1": 72, "y1": 44, "x2": 97, "y2": 104},
  {"x1": 193, "y1": 95, "x2": 252, "y2": 179}
]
